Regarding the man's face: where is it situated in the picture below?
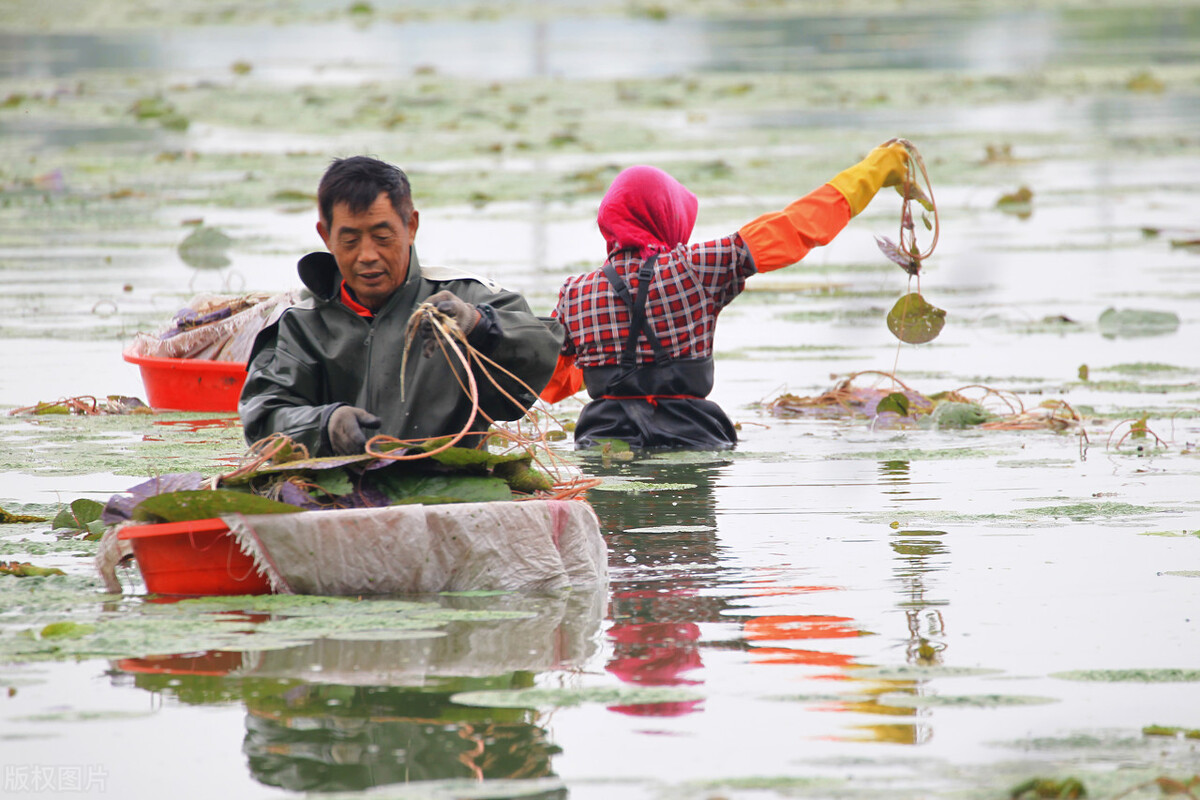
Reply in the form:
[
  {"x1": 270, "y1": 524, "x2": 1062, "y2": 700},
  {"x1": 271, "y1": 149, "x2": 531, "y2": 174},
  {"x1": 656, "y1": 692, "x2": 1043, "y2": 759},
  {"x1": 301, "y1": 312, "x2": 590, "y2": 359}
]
[{"x1": 317, "y1": 191, "x2": 419, "y2": 313}]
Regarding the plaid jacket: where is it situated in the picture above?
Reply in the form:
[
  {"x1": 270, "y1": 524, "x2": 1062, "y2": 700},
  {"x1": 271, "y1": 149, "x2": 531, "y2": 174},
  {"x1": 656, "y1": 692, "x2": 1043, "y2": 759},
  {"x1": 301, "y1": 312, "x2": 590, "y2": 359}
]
[{"x1": 552, "y1": 233, "x2": 755, "y2": 367}]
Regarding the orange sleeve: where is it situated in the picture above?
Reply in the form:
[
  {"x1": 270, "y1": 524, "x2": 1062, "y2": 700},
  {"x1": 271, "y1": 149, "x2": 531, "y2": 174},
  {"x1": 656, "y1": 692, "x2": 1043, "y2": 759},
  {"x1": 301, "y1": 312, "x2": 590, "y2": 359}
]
[
  {"x1": 539, "y1": 352, "x2": 584, "y2": 404},
  {"x1": 737, "y1": 184, "x2": 853, "y2": 273}
]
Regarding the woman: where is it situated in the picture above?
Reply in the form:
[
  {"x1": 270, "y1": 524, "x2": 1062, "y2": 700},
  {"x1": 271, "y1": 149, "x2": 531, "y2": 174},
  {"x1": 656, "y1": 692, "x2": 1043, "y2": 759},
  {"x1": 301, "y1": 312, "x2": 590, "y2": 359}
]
[{"x1": 543, "y1": 141, "x2": 910, "y2": 450}]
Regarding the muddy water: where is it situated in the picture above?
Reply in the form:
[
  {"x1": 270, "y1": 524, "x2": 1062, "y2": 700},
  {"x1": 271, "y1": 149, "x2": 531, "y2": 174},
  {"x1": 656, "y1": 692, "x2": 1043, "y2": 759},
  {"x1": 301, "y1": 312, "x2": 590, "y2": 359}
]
[{"x1": 3, "y1": 3, "x2": 1200, "y2": 799}]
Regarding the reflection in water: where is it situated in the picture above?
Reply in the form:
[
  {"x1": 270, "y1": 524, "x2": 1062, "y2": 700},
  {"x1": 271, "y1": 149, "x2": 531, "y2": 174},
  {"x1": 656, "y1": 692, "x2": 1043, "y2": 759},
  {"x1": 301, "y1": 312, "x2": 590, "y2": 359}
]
[
  {"x1": 243, "y1": 681, "x2": 561, "y2": 792},
  {"x1": 111, "y1": 592, "x2": 600, "y2": 794},
  {"x1": 586, "y1": 457, "x2": 894, "y2": 725},
  {"x1": 834, "y1": 459, "x2": 954, "y2": 745},
  {"x1": 585, "y1": 457, "x2": 730, "y2": 717}
]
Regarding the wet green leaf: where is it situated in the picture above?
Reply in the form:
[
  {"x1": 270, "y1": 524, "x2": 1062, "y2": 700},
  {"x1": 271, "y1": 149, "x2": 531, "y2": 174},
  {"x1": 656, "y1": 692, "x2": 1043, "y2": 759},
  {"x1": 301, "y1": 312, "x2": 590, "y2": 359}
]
[
  {"x1": 932, "y1": 401, "x2": 991, "y2": 428},
  {"x1": 51, "y1": 498, "x2": 105, "y2": 531},
  {"x1": 887, "y1": 292, "x2": 946, "y2": 344},
  {"x1": 875, "y1": 392, "x2": 911, "y2": 416},
  {"x1": 312, "y1": 468, "x2": 353, "y2": 497},
  {"x1": 492, "y1": 460, "x2": 553, "y2": 492},
  {"x1": 374, "y1": 473, "x2": 513, "y2": 505},
  {"x1": 132, "y1": 489, "x2": 303, "y2": 523}
]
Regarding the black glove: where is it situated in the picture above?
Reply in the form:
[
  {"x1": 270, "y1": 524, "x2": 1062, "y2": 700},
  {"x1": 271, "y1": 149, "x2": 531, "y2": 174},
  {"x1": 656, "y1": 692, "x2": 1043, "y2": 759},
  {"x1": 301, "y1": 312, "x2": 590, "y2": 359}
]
[
  {"x1": 327, "y1": 405, "x2": 382, "y2": 455},
  {"x1": 420, "y1": 290, "x2": 480, "y2": 358}
]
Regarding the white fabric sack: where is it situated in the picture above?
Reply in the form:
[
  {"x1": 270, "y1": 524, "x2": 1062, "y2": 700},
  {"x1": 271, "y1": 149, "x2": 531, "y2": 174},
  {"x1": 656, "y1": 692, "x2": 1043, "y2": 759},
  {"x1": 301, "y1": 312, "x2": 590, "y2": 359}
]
[{"x1": 223, "y1": 499, "x2": 607, "y2": 596}]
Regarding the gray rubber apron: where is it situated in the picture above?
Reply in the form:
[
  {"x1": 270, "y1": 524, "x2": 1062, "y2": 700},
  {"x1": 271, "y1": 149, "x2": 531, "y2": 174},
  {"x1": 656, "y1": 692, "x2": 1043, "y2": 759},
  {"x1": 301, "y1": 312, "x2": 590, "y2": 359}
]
[{"x1": 573, "y1": 255, "x2": 737, "y2": 450}]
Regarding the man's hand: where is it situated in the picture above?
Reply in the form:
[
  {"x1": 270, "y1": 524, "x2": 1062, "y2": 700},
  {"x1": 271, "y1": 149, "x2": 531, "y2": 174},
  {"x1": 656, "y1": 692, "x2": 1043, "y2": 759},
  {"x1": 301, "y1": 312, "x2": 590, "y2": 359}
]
[
  {"x1": 327, "y1": 406, "x2": 382, "y2": 455},
  {"x1": 420, "y1": 290, "x2": 480, "y2": 357}
]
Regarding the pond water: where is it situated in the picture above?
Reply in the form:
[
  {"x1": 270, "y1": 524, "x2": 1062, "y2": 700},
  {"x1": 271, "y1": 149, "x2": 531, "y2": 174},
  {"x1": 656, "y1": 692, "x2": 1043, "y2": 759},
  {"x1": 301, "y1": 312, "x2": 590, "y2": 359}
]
[{"x1": 2, "y1": 3, "x2": 1200, "y2": 799}]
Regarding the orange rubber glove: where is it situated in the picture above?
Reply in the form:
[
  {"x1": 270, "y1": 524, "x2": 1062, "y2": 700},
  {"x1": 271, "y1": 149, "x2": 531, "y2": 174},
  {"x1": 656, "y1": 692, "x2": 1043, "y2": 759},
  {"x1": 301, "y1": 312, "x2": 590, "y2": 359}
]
[
  {"x1": 827, "y1": 142, "x2": 910, "y2": 217},
  {"x1": 539, "y1": 352, "x2": 584, "y2": 403}
]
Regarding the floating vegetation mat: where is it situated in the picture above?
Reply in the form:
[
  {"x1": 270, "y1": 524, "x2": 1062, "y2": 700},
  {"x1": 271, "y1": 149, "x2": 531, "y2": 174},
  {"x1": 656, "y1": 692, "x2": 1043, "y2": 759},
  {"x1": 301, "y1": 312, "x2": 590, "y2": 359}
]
[{"x1": 760, "y1": 371, "x2": 1200, "y2": 455}]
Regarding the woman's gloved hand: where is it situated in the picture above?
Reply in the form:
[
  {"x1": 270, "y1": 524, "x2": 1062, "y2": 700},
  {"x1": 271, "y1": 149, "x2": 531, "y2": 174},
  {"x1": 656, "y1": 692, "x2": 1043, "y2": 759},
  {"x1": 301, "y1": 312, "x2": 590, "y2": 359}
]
[
  {"x1": 420, "y1": 290, "x2": 480, "y2": 357},
  {"x1": 828, "y1": 141, "x2": 910, "y2": 216},
  {"x1": 327, "y1": 405, "x2": 381, "y2": 455}
]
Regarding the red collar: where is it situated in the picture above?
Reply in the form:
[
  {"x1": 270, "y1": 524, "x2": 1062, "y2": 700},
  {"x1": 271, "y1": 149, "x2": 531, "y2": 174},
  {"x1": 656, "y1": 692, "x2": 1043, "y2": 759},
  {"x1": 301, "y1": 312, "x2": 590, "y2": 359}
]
[{"x1": 339, "y1": 283, "x2": 374, "y2": 318}]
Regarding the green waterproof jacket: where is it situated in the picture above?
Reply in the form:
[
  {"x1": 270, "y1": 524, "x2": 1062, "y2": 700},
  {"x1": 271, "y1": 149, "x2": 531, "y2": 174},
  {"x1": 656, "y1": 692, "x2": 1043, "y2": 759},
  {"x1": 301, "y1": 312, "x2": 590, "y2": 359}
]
[{"x1": 239, "y1": 247, "x2": 562, "y2": 455}]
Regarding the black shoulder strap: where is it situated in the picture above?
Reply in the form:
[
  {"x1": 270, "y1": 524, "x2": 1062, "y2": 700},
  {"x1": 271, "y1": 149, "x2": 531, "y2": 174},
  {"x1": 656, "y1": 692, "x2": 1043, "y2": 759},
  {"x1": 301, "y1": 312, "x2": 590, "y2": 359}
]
[{"x1": 601, "y1": 255, "x2": 670, "y2": 368}]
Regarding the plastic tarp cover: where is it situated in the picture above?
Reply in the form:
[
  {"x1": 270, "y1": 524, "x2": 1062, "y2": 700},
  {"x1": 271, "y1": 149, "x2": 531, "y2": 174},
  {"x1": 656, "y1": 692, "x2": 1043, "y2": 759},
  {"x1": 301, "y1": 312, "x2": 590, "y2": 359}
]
[
  {"x1": 133, "y1": 290, "x2": 299, "y2": 362},
  {"x1": 224, "y1": 499, "x2": 607, "y2": 596}
]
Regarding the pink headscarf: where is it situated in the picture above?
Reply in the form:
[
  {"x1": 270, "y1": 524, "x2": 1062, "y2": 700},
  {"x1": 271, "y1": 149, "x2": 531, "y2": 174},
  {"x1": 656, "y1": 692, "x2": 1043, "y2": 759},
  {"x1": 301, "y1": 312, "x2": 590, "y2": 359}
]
[{"x1": 597, "y1": 165, "x2": 698, "y2": 259}]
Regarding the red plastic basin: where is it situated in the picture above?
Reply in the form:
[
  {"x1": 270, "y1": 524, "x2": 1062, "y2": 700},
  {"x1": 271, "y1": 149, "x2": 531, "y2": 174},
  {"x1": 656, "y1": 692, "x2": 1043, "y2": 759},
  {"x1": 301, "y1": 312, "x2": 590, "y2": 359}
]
[
  {"x1": 123, "y1": 347, "x2": 246, "y2": 412},
  {"x1": 118, "y1": 518, "x2": 272, "y2": 596}
]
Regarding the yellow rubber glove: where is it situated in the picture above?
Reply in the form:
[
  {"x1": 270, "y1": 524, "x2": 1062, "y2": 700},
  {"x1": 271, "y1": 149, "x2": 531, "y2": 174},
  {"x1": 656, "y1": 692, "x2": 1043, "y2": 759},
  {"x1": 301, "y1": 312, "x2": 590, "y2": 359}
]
[{"x1": 827, "y1": 142, "x2": 909, "y2": 217}]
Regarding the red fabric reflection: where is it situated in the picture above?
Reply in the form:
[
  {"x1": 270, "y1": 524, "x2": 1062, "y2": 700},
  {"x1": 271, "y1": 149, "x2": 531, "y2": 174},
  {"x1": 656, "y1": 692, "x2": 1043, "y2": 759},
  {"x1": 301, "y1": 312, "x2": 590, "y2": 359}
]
[{"x1": 606, "y1": 621, "x2": 704, "y2": 717}]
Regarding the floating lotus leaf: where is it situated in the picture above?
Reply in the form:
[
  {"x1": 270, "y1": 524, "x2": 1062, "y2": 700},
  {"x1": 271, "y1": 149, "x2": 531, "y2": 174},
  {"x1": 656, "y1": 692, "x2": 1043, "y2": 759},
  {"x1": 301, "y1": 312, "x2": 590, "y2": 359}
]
[
  {"x1": 887, "y1": 292, "x2": 946, "y2": 344},
  {"x1": 1097, "y1": 307, "x2": 1180, "y2": 338},
  {"x1": 177, "y1": 225, "x2": 233, "y2": 270},
  {"x1": 373, "y1": 473, "x2": 514, "y2": 505},
  {"x1": 875, "y1": 392, "x2": 911, "y2": 416},
  {"x1": 132, "y1": 489, "x2": 303, "y2": 523}
]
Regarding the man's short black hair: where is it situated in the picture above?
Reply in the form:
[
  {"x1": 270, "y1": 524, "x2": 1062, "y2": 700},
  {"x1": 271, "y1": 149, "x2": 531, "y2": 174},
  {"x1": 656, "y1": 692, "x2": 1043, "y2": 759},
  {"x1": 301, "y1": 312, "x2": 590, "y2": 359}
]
[{"x1": 318, "y1": 156, "x2": 414, "y2": 226}]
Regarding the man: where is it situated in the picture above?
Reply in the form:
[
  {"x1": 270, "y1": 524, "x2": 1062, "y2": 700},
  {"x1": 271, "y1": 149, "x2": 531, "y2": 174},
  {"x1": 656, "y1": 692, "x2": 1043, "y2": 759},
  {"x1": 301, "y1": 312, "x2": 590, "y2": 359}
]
[{"x1": 240, "y1": 156, "x2": 562, "y2": 456}]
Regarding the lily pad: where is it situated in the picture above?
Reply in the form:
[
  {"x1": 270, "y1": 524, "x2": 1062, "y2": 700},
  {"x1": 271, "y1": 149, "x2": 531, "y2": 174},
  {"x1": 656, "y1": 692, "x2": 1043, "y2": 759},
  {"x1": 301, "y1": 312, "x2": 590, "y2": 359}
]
[
  {"x1": 450, "y1": 685, "x2": 704, "y2": 709},
  {"x1": 887, "y1": 292, "x2": 946, "y2": 344},
  {"x1": 177, "y1": 225, "x2": 233, "y2": 270},
  {"x1": 592, "y1": 480, "x2": 697, "y2": 493},
  {"x1": 1051, "y1": 669, "x2": 1200, "y2": 683},
  {"x1": 849, "y1": 665, "x2": 1003, "y2": 680},
  {"x1": 51, "y1": 498, "x2": 106, "y2": 536},
  {"x1": 878, "y1": 692, "x2": 1057, "y2": 708},
  {"x1": 1097, "y1": 308, "x2": 1180, "y2": 338},
  {"x1": 875, "y1": 391, "x2": 911, "y2": 416},
  {"x1": 375, "y1": 473, "x2": 514, "y2": 505}
]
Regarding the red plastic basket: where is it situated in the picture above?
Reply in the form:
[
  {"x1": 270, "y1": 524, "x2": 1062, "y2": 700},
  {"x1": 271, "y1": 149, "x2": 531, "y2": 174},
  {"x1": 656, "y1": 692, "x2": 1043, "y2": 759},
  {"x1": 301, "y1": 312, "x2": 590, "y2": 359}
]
[
  {"x1": 123, "y1": 347, "x2": 246, "y2": 412},
  {"x1": 118, "y1": 518, "x2": 272, "y2": 596}
]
